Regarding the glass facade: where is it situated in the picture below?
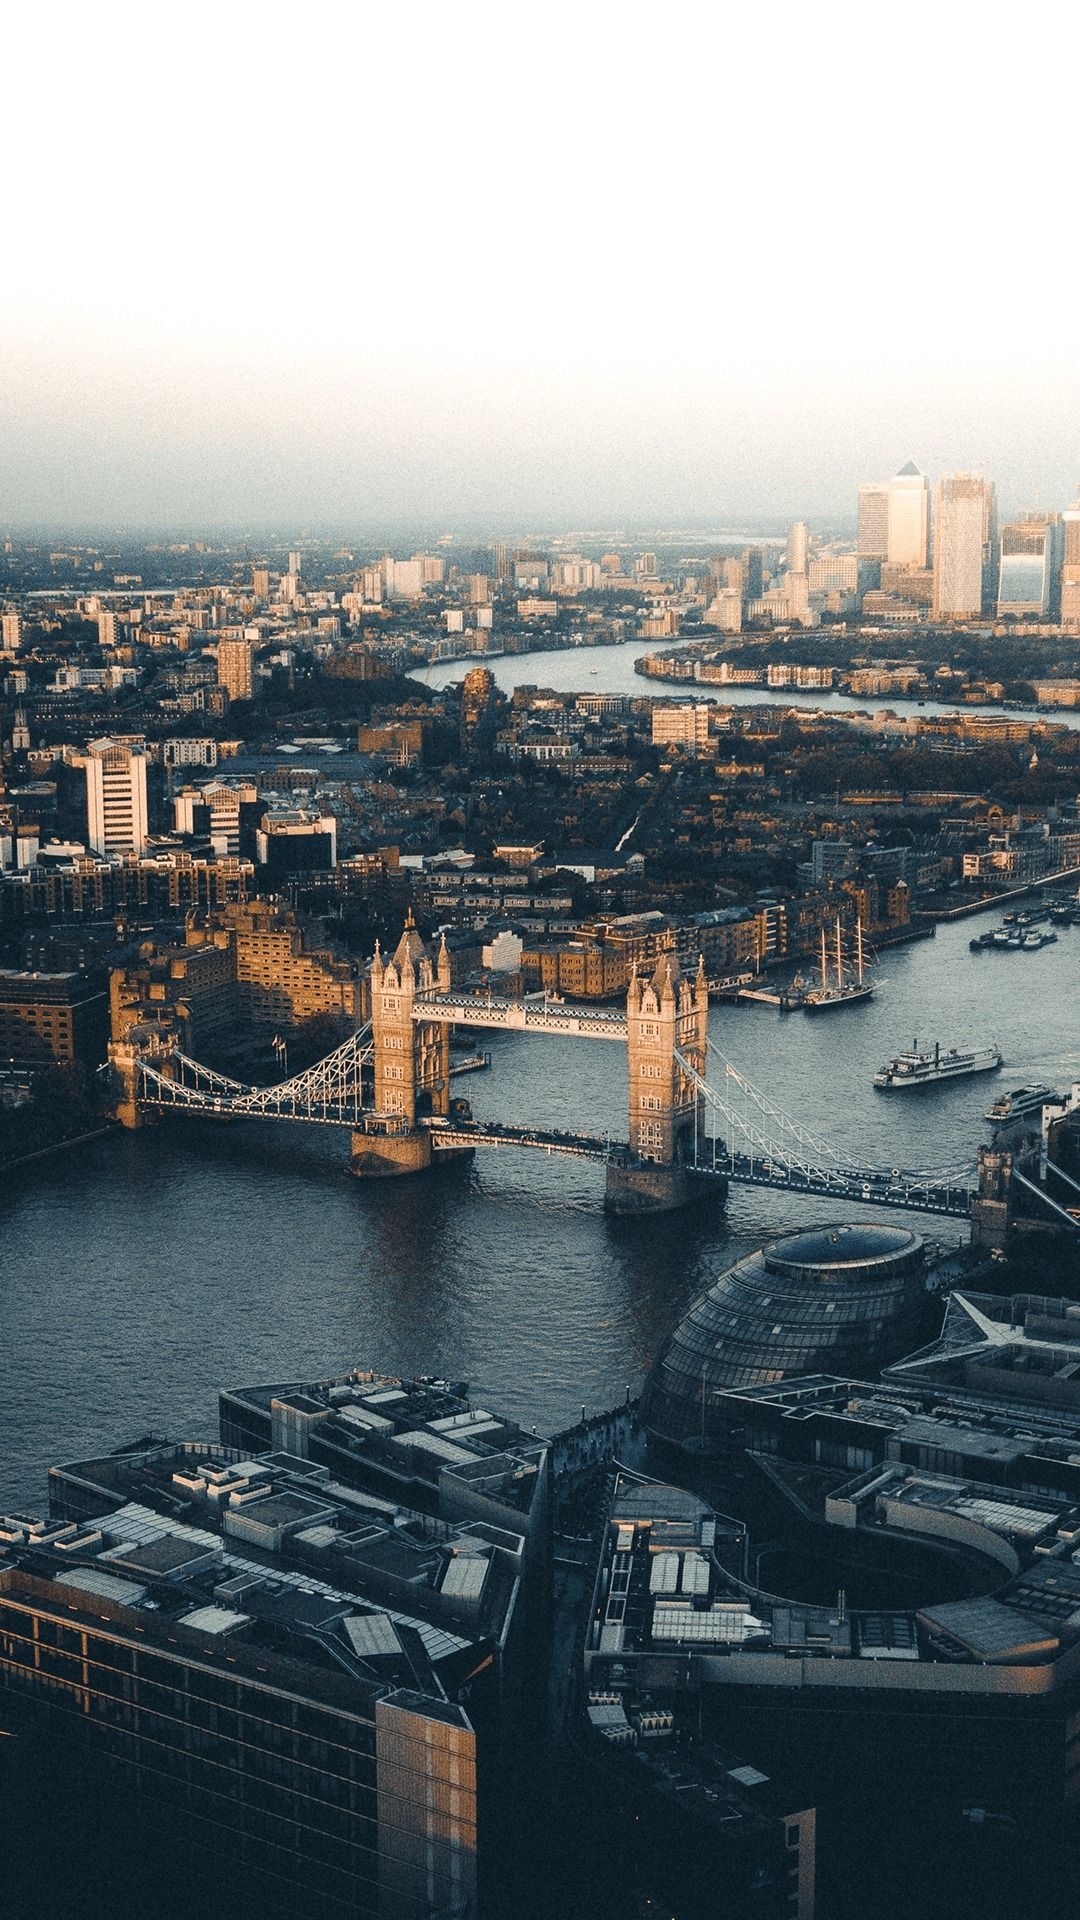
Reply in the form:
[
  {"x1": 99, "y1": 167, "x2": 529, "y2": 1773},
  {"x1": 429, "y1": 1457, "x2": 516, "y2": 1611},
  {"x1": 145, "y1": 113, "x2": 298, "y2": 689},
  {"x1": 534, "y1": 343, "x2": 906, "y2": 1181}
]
[
  {"x1": 642, "y1": 1224, "x2": 925, "y2": 1452},
  {"x1": 997, "y1": 551, "x2": 1048, "y2": 612}
]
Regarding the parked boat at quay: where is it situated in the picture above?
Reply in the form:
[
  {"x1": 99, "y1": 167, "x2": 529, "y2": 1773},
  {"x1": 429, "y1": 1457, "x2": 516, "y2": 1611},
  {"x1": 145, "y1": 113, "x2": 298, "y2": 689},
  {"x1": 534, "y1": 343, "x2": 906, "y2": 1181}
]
[
  {"x1": 873, "y1": 1040, "x2": 1003, "y2": 1091},
  {"x1": 971, "y1": 919, "x2": 1060, "y2": 952},
  {"x1": 802, "y1": 917, "x2": 875, "y2": 1013},
  {"x1": 986, "y1": 1085, "x2": 1064, "y2": 1126}
]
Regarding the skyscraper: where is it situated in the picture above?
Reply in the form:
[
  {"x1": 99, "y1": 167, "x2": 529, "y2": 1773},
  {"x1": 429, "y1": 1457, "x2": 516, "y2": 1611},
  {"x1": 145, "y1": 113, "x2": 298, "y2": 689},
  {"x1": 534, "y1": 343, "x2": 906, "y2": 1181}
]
[
  {"x1": 996, "y1": 513, "x2": 1060, "y2": 619},
  {"x1": 857, "y1": 484, "x2": 889, "y2": 559},
  {"x1": 933, "y1": 473, "x2": 997, "y2": 619},
  {"x1": 1061, "y1": 490, "x2": 1080, "y2": 631},
  {"x1": 216, "y1": 636, "x2": 255, "y2": 702},
  {"x1": 81, "y1": 736, "x2": 149, "y2": 855},
  {"x1": 0, "y1": 609, "x2": 22, "y2": 656},
  {"x1": 786, "y1": 520, "x2": 809, "y2": 574},
  {"x1": 887, "y1": 462, "x2": 930, "y2": 568}
]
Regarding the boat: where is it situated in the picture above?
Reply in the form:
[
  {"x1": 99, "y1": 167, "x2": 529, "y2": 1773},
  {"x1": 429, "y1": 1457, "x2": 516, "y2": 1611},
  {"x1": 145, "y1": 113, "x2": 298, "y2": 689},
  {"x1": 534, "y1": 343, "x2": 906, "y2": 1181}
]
[
  {"x1": 449, "y1": 1051, "x2": 492, "y2": 1077},
  {"x1": 985, "y1": 1085, "x2": 1062, "y2": 1126},
  {"x1": 873, "y1": 1040, "x2": 1002, "y2": 1091},
  {"x1": 802, "y1": 918, "x2": 875, "y2": 1013},
  {"x1": 1022, "y1": 928, "x2": 1057, "y2": 949}
]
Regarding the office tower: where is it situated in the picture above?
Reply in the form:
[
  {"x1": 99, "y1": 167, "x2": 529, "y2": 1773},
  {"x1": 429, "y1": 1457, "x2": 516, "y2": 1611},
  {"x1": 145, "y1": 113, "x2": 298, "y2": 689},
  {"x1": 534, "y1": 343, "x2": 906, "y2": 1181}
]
[
  {"x1": 256, "y1": 808, "x2": 338, "y2": 874},
  {"x1": 216, "y1": 637, "x2": 255, "y2": 702},
  {"x1": 174, "y1": 778, "x2": 259, "y2": 856},
  {"x1": 742, "y1": 546, "x2": 765, "y2": 598},
  {"x1": 288, "y1": 549, "x2": 301, "y2": 575},
  {"x1": 704, "y1": 587, "x2": 743, "y2": 631},
  {"x1": 251, "y1": 566, "x2": 270, "y2": 599},
  {"x1": 82, "y1": 737, "x2": 149, "y2": 856},
  {"x1": 2, "y1": 1367, "x2": 551, "y2": 1920},
  {"x1": 857, "y1": 483, "x2": 889, "y2": 558},
  {"x1": 933, "y1": 473, "x2": 997, "y2": 618},
  {"x1": 0, "y1": 610, "x2": 21, "y2": 656},
  {"x1": 887, "y1": 462, "x2": 930, "y2": 568},
  {"x1": 997, "y1": 513, "x2": 1060, "y2": 618},
  {"x1": 460, "y1": 665, "x2": 498, "y2": 757},
  {"x1": 786, "y1": 521, "x2": 809, "y2": 574},
  {"x1": 1061, "y1": 490, "x2": 1080, "y2": 631}
]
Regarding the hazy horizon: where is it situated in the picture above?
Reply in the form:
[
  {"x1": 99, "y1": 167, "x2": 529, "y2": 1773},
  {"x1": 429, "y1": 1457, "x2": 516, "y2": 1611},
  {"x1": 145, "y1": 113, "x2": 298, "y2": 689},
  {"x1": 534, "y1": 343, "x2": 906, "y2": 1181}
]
[{"x1": 4, "y1": 4, "x2": 1078, "y2": 530}]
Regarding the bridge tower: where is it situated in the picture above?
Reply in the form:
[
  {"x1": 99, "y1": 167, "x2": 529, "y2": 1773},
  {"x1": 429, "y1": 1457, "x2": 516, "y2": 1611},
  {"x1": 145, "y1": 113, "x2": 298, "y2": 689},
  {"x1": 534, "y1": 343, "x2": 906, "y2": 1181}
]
[
  {"x1": 351, "y1": 915, "x2": 454, "y2": 1177},
  {"x1": 969, "y1": 1144, "x2": 1014, "y2": 1252},
  {"x1": 605, "y1": 951, "x2": 710, "y2": 1215},
  {"x1": 108, "y1": 1022, "x2": 179, "y2": 1129}
]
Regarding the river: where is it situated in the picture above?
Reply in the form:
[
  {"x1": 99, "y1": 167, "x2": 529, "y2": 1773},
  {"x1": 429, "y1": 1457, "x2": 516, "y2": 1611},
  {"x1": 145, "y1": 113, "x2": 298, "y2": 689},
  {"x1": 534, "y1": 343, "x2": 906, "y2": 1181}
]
[
  {"x1": 420, "y1": 637, "x2": 1080, "y2": 731},
  {"x1": 3, "y1": 908, "x2": 1078, "y2": 1513}
]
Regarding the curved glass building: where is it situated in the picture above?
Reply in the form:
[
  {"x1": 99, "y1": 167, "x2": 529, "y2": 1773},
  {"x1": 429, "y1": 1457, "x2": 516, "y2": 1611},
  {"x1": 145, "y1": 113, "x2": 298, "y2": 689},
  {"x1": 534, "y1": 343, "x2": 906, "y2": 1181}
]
[{"x1": 642, "y1": 1222, "x2": 925, "y2": 1453}]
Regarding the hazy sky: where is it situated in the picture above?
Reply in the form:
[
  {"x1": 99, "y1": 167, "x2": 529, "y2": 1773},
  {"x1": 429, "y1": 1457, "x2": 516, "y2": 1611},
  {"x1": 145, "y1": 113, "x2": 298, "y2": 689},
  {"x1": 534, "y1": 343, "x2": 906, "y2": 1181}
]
[{"x1": 4, "y1": 2, "x2": 1079, "y2": 530}]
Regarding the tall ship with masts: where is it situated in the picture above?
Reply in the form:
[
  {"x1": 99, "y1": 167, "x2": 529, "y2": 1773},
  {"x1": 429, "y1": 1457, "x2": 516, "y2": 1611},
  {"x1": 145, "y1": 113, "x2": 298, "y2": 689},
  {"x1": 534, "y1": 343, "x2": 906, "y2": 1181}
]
[{"x1": 803, "y1": 916, "x2": 875, "y2": 1013}]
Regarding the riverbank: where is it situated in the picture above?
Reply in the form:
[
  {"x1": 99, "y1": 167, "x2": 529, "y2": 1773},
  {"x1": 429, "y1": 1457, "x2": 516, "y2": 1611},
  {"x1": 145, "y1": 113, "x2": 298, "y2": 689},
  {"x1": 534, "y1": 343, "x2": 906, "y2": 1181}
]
[{"x1": 928, "y1": 867, "x2": 1080, "y2": 922}]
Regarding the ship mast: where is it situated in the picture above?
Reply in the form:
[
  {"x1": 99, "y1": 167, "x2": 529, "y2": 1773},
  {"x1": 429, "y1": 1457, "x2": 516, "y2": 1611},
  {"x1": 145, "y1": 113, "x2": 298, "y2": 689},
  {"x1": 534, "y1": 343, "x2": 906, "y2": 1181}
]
[
  {"x1": 856, "y1": 920, "x2": 864, "y2": 987},
  {"x1": 834, "y1": 916, "x2": 843, "y2": 992},
  {"x1": 820, "y1": 926, "x2": 828, "y2": 994}
]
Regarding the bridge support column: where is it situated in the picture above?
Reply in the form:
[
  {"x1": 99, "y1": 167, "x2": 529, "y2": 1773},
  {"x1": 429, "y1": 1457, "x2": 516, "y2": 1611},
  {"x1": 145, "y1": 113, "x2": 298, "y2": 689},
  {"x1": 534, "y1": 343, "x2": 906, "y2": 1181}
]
[
  {"x1": 604, "y1": 1157, "x2": 692, "y2": 1216},
  {"x1": 969, "y1": 1145, "x2": 1013, "y2": 1252},
  {"x1": 349, "y1": 1126, "x2": 434, "y2": 1179}
]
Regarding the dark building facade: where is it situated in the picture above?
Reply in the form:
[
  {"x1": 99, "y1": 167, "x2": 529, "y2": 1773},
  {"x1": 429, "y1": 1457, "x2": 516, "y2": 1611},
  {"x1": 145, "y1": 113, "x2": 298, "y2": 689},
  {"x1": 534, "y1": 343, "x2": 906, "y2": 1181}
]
[{"x1": 0, "y1": 966, "x2": 108, "y2": 1068}]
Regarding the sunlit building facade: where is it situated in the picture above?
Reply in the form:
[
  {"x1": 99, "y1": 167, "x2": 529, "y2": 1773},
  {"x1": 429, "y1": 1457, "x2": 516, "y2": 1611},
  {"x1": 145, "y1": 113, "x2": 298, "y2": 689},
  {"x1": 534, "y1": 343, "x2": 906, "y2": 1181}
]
[
  {"x1": 886, "y1": 461, "x2": 930, "y2": 568},
  {"x1": 932, "y1": 472, "x2": 997, "y2": 618}
]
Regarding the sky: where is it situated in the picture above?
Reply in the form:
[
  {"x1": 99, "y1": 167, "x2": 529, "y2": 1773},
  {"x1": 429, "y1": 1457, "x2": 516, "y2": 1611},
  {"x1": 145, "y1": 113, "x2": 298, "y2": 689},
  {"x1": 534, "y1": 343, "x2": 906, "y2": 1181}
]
[{"x1": 3, "y1": 1, "x2": 1079, "y2": 531}]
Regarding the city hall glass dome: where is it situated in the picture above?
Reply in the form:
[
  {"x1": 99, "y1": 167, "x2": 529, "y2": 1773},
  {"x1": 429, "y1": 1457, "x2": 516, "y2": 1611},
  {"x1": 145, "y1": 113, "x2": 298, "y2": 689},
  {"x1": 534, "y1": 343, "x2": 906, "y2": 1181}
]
[{"x1": 642, "y1": 1223, "x2": 925, "y2": 1453}]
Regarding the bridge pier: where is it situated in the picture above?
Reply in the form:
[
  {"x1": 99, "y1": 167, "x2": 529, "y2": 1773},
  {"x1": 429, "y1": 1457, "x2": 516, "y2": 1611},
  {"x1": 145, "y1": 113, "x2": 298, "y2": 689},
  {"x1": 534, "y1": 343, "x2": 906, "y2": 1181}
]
[
  {"x1": 604, "y1": 1158, "x2": 692, "y2": 1216},
  {"x1": 349, "y1": 1126, "x2": 435, "y2": 1179}
]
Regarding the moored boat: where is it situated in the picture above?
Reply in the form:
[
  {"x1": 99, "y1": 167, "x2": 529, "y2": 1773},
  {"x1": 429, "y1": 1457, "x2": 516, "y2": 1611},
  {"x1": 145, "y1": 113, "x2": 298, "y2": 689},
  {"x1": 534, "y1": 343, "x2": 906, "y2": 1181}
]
[
  {"x1": 803, "y1": 917, "x2": 876, "y2": 1013},
  {"x1": 985, "y1": 1085, "x2": 1062, "y2": 1125}
]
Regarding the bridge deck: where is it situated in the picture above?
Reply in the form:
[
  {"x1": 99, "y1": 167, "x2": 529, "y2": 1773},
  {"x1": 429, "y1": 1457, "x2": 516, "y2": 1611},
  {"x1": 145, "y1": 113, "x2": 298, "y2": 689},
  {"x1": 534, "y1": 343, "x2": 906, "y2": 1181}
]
[
  {"x1": 412, "y1": 993, "x2": 628, "y2": 1039},
  {"x1": 431, "y1": 1119, "x2": 611, "y2": 1160}
]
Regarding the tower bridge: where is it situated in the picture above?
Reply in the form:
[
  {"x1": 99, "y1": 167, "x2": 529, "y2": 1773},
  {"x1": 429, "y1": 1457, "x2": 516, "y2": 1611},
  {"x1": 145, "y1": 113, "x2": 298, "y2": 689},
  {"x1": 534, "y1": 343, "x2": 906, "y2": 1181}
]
[{"x1": 110, "y1": 913, "x2": 1001, "y2": 1225}]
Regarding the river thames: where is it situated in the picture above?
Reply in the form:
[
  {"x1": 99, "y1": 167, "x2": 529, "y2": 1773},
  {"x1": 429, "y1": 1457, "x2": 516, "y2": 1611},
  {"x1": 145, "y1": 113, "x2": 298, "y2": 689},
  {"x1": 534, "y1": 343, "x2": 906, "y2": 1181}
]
[
  {"x1": 4, "y1": 897, "x2": 1079, "y2": 1511},
  {"x1": 420, "y1": 635, "x2": 1080, "y2": 730}
]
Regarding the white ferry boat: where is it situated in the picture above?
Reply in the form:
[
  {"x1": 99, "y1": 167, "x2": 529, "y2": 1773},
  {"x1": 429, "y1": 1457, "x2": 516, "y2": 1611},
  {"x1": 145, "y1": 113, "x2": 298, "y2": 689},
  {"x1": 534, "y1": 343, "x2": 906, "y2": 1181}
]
[
  {"x1": 873, "y1": 1040, "x2": 1002, "y2": 1091},
  {"x1": 985, "y1": 1085, "x2": 1062, "y2": 1126}
]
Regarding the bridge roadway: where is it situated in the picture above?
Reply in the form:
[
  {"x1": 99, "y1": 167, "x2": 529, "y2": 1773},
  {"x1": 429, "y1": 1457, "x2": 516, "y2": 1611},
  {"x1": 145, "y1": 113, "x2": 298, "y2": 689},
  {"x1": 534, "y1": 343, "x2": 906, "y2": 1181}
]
[
  {"x1": 431, "y1": 1125, "x2": 972, "y2": 1213},
  {"x1": 695, "y1": 1151, "x2": 972, "y2": 1217},
  {"x1": 412, "y1": 992, "x2": 628, "y2": 1040},
  {"x1": 428, "y1": 1118, "x2": 612, "y2": 1160}
]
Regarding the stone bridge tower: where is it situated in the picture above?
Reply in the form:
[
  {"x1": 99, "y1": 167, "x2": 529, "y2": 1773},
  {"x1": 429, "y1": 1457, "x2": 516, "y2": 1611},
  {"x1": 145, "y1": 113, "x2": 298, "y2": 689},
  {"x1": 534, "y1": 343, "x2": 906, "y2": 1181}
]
[
  {"x1": 352, "y1": 915, "x2": 454, "y2": 1177},
  {"x1": 606, "y1": 950, "x2": 710, "y2": 1215}
]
